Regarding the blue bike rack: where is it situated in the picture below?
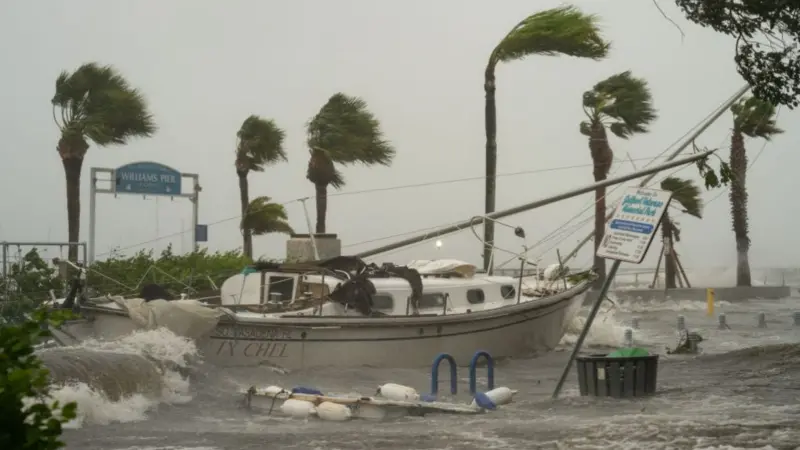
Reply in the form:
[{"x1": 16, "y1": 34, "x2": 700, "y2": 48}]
[
  {"x1": 468, "y1": 350, "x2": 495, "y2": 395},
  {"x1": 430, "y1": 352, "x2": 458, "y2": 396}
]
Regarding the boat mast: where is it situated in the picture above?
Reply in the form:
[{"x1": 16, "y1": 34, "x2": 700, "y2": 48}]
[
  {"x1": 558, "y1": 84, "x2": 750, "y2": 265},
  {"x1": 355, "y1": 150, "x2": 717, "y2": 259}
]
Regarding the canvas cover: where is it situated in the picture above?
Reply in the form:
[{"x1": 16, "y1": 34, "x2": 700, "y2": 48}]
[{"x1": 113, "y1": 297, "x2": 224, "y2": 340}]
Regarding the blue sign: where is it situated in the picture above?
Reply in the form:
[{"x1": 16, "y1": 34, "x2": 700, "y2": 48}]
[
  {"x1": 195, "y1": 224, "x2": 208, "y2": 242},
  {"x1": 609, "y1": 219, "x2": 654, "y2": 235},
  {"x1": 115, "y1": 161, "x2": 182, "y2": 196}
]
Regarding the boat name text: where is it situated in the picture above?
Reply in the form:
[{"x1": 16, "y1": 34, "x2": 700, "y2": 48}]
[
  {"x1": 212, "y1": 326, "x2": 292, "y2": 340},
  {"x1": 215, "y1": 340, "x2": 290, "y2": 358}
]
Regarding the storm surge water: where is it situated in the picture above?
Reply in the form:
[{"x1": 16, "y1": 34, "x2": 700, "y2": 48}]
[{"x1": 36, "y1": 328, "x2": 197, "y2": 428}]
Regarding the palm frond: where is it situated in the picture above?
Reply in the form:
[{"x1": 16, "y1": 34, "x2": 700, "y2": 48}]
[
  {"x1": 307, "y1": 149, "x2": 346, "y2": 189},
  {"x1": 52, "y1": 63, "x2": 156, "y2": 145},
  {"x1": 306, "y1": 93, "x2": 396, "y2": 167},
  {"x1": 660, "y1": 176, "x2": 702, "y2": 219},
  {"x1": 493, "y1": 6, "x2": 609, "y2": 65},
  {"x1": 235, "y1": 115, "x2": 287, "y2": 172},
  {"x1": 731, "y1": 96, "x2": 784, "y2": 139},
  {"x1": 241, "y1": 196, "x2": 295, "y2": 236},
  {"x1": 582, "y1": 71, "x2": 657, "y2": 140}
]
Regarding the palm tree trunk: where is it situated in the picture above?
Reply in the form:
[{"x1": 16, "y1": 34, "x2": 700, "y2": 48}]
[
  {"x1": 237, "y1": 170, "x2": 252, "y2": 259},
  {"x1": 729, "y1": 130, "x2": 751, "y2": 286},
  {"x1": 62, "y1": 157, "x2": 84, "y2": 262},
  {"x1": 483, "y1": 63, "x2": 498, "y2": 272},
  {"x1": 589, "y1": 124, "x2": 612, "y2": 288},
  {"x1": 662, "y1": 214, "x2": 677, "y2": 289},
  {"x1": 315, "y1": 183, "x2": 328, "y2": 234}
]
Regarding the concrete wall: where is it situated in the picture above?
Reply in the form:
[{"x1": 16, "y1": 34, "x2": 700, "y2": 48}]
[
  {"x1": 286, "y1": 234, "x2": 341, "y2": 262},
  {"x1": 585, "y1": 285, "x2": 792, "y2": 304}
]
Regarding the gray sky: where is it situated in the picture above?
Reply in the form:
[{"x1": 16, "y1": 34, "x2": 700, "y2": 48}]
[{"x1": 1, "y1": 0, "x2": 798, "y2": 273}]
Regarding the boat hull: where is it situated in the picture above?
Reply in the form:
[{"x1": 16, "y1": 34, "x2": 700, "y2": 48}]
[{"x1": 57, "y1": 283, "x2": 589, "y2": 370}]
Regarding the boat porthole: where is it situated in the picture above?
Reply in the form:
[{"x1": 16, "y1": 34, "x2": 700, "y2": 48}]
[
  {"x1": 301, "y1": 331, "x2": 307, "y2": 339},
  {"x1": 418, "y1": 328, "x2": 424, "y2": 335}
]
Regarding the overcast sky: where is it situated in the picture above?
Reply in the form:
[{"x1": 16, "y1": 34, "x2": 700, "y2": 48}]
[{"x1": 1, "y1": 0, "x2": 798, "y2": 278}]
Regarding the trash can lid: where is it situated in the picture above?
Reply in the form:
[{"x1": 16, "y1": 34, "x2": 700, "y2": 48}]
[{"x1": 607, "y1": 347, "x2": 649, "y2": 358}]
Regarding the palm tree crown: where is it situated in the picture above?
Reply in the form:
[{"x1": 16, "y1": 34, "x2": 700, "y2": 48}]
[
  {"x1": 306, "y1": 93, "x2": 395, "y2": 233},
  {"x1": 731, "y1": 97, "x2": 784, "y2": 138},
  {"x1": 240, "y1": 196, "x2": 294, "y2": 237},
  {"x1": 235, "y1": 115, "x2": 287, "y2": 173}
]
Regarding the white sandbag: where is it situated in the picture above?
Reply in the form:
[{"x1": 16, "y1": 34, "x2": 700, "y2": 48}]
[
  {"x1": 280, "y1": 399, "x2": 317, "y2": 418},
  {"x1": 316, "y1": 401, "x2": 352, "y2": 421},
  {"x1": 470, "y1": 387, "x2": 517, "y2": 408},
  {"x1": 376, "y1": 383, "x2": 419, "y2": 401}
]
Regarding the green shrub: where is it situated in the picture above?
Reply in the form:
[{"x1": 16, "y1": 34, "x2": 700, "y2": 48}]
[{"x1": 0, "y1": 308, "x2": 77, "y2": 450}]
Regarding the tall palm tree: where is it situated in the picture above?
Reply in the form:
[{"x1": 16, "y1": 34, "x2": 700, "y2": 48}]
[
  {"x1": 235, "y1": 116, "x2": 287, "y2": 259},
  {"x1": 580, "y1": 71, "x2": 657, "y2": 287},
  {"x1": 659, "y1": 177, "x2": 702, "y2": 289},
  {"x1": 306, "y1": 93, "x2": 395, "y2": 234},
  {"x1": 52, "y1": 63, "x2": 156, "y2": 261},
  {"x1": 240, "y1": 197, "x2": 294, "y2": 253},
  {"x1": 728, "y1": 96, "x2": 783, "y2": 286},
  {"x1": 483, "y1": 5, "x2": 609, "y2": 271}
]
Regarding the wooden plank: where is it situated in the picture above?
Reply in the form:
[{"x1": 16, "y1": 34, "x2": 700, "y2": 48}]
[
  {"x1": 622, "y1": 362, "x2": 636, "y2": 397},
  {"x1": 576, "y1": 360, "x2": 588, "y2": 396},
  {"x1": 607, "y1": 362, "x2": 621, "y2": 398},
  {"x1": 587, "y1": 361, "x2": 597, "y2": 396},
  {"x1": 635, "y1": 360, "x2": 647, "y2": 395}
]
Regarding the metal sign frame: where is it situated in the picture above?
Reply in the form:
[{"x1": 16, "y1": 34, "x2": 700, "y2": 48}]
[{"x1": 88, "y1": 162, "x2": 201, "y2": 264}]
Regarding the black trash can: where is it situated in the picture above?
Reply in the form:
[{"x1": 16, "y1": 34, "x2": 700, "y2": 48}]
[{"x1": 575, "y1": 354, "x2": 659, "y2": 398}]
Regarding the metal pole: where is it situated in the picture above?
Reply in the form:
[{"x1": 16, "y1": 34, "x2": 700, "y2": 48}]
[
  {"x1": 299, "y1": 198, "x2": 320, "y2": 260},
  {"x1": 552, "y1": 259, "x2": 621, "y2": 399},
  {"x1": 356, "y1": 150, "x2": 716, "y2": 259},
  {"x1": 192, "y1": 176, "x2": 199, "y2": 251},
  {"x1": 88, "y1": 168, "x2": 97, "y2": 264},
  {"x1": 560, "y1": 84, "x2": 751, "y2": 265}
]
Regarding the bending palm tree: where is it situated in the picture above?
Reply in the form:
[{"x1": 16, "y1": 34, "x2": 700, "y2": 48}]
[
  {"x1": 580, "y1": 71, "x2": 657, "y2": 287},
  {"x1": 659, "y1": 177, "x2": 702, "y2": 289},
  {"x1": 235, "y1": 116, "x2": 287, "y2": 259},
  {"x1": 306, "y1": 93, "x2": 395, "y2": 234},
  {"x1": 52, "y1": 63, "x2": 156, "y2": 261},
  {"x1": 483, "y1": 5, "x2": 609, "y2": 271},
  {"x1": 729, "y1": 97, "x2": 783, "y2": 286},
  {"x1": 240, "y1": 197, "x2": 294, "y2": 254}
]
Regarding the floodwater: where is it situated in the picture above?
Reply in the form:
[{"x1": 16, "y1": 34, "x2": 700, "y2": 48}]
[{"x1": 47, "y1": 287, "x2": 800, "y2": 450}]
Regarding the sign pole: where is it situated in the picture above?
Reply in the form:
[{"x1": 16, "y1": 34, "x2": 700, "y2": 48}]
[
  {"x1": 552, "y1": 259, "x2": 621, "y2": 399},
  {"x1": 88, "y1": 168, "x2": 98, "y2": 264},
  {"x1": 192, "y1": 176, "x2": 200, "y2": 251},
  {"x1": 551, "y1": 186, "x2": 674, "y2": 400}
]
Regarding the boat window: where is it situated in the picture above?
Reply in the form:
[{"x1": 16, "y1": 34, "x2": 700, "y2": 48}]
[
  {"x1": 266, "y1": 275, "x2": 295, "y2": 303},
  {"x1": 418, "y1": 293, "x2": 446, "y2": 309},
  {"x1": 500, "y1": 285, "x2": 516, "y2": 300},
  {"x1": 467, "y1": 289, "x2": 485, "y2": 304},
  {"x1": 371, "y1": 293, "x2": 395, "y2": 310}
]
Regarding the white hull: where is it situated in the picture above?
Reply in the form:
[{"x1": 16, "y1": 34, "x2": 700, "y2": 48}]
[{"x1": 54, "y1": 282, "x2": 589, "y2": 370}]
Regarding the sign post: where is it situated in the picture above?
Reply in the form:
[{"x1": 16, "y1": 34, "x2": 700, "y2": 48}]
[
  {"x1": 552, "y1": 187, "x2": 672, "y2": 399},
  {"x1": 88, "y1": 162, "x2": 203, "y2": 264}
]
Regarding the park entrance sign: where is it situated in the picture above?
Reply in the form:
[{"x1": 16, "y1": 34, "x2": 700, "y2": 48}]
[
  {"x1": 88, "y1": 161, "x2": 206, "y2": 264},
  {"x1": 596, "y1": 187, "x2": 673, "y2": 264}
]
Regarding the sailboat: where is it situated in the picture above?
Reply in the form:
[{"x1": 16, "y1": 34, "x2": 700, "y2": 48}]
[{"x1": 50, "y1": 149, "x2": 713, "y2": 370}]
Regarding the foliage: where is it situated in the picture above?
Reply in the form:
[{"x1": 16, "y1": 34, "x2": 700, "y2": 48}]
[
  {"x1": 241, "y1": 196, "x2": 295, "y2": 236},
  {"x1": 0, "y1": 308, "x2": 77, "y2": 450},
  {"x1": 490, "y1": 6, "x2": 609, "y2": 67},
  {"x1": 52, "y1": 63, "x2": 156, "y2": 151},
  {"x1": 235, "y1": 115, "x2": 287, "y2": 173},
  {"x1": 731, "y1": 96, "x2": 785, "y2": 137},
  {"x1": 580, "y1": 71, "x2": 657, "y2": 139},
  {"x1": 306, "y1": 92, "x2": 395, "y2": 188},
  {"x1": 0, "y1": 246, "x2": 256, "y2": 312},
  {"x1": 695, "y1": 153, "x2": 733, "y2": 189},
  {"x1": 660, "y1": 176, "x2": 703, "y2": 220},
  {"x1": 674, "y1": 1, "x2": 800, "y2": 108}
]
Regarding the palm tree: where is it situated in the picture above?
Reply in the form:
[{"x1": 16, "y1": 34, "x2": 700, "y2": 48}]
[
  {"x1": 52, "y1": 63, "x2": 156, "y2": 261},
  {"x1": 240, "y1": 197, "x2": 294, "y2": 252},
  {"x1": 659, "y1": 177, "x2": 702, "y2": 289},
  {"x1": 580, "y1": 71, "x2": 657, "y2": 287},
  {"x1": 306, "y1": 93, "x2": 395, "y2": 234},
  {"x1": 483, "y1": 5, "x2": 609, "y2": 271},
  {"x1": 235, "y1": 115, "x2": 287, "y2": 259},
  {"x1": 728, "y1": 96, "x2": 783, "y2": 286}
]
